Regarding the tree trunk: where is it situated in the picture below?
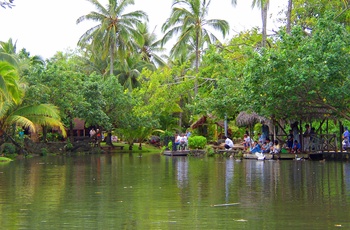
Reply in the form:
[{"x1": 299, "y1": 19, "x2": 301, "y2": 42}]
[
  {"x1": 194, "y1": 30, "x2": 200, "y2": 96},
  {"x1": 261, "y1": 3, "x2": 268, "y2": 47},
  {"x1": 110, "y1": 43, "x2": 114, "y2": 76},
  {"x1": 69, "y1": 119, "x2": 74, "y2": 143},
  {"x1": 286, "y1": 0, "x2": 293, "y2": 34},
  {"x1": 106, "y1": 132, "x2": 113, "y2": 146},
  {"x1": 42, "y1": 125, "x2": 47, "y2": 142}
]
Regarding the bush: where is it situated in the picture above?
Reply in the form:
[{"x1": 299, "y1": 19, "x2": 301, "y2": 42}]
[
  {"x1": 188, "y1": 136, "x2": 207, "y2": 149},
  {"x1": 40, "y1": 148, "x2": 49, "y2": 156},
  {"x1": 1, "y1": 143, "x2": 16, "y2": 155}
]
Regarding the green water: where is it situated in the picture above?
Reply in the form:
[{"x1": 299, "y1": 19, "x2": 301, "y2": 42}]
[{"x1": 0, "y1": 153, "x2": 350, "y2": 229}]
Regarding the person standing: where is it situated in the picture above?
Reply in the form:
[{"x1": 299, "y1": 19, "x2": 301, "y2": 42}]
[
  {"x1": 287, "y1": 129, "x2": 294, "y2": 153},
  {"x1": 261, "y1": 121, "x2": 269, "y2": 143},
  {"x1": 89, "y1": 128, "x2": 96, "y2": 137},
  {"x1": 303, "y1": 124, "x2": 311, "y2": 152},
  {"x1": 291, "y1": 122, "x2": 300, "y2": 143}
]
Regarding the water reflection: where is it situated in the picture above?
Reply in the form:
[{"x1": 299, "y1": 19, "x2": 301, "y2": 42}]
[
  {"x1": 173, "y1": 157, "x2": 189, "y2": 189},
  {"x1": 0, "y1": 155, "x2": 350, "y2": 229}
]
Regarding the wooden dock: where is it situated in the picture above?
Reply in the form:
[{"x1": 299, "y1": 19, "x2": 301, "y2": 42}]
[
  {"x1": 243, "y1": 153, "x2": 309, "y2": 160},
  {"x1": 163, "y1": 150, "x2": 205, "y2": 156}
]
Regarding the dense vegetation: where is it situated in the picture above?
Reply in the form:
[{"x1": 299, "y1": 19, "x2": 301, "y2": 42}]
[{"x1": 1, "y1": 0, "x2": 350, "y2": 153}]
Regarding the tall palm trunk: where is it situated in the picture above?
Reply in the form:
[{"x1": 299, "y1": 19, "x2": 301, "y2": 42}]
[
  {"x1": 261, "y1": 3, "x2": 268, "y2": 47},
  {"x1": 194, "y1": 30, "x2": 200, "y2": 96},
  {"x1": 286, "y1": 0, "x2": 293, "y2": 34},
  {"x1": 110, "y1": 44, "x2": 114, "y2": 76}
]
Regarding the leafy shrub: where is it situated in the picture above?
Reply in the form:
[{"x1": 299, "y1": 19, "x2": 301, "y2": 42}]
[
  {"x1": 188, "y1": 136, "x2": 207, "y2": 149},
  {"x1": 40, "y1": 148, "x2": 49, "y2": 156},
  {"x1": 1, "y1": 143, "x2": 16, "y2": 155},
  {"x1": 205, "y1": 145, "x2": 215, "y2": 156}
]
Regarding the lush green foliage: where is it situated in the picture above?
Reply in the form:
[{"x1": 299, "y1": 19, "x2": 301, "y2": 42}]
[{"x1": 188, "y1": 135, "x2": 207, "y2": 149}]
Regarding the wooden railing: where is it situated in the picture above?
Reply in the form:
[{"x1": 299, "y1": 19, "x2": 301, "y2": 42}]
[{"x1": 274, "y1": 134, "x2": 338, "y2": 153}]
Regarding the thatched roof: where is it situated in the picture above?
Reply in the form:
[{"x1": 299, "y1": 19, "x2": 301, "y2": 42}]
[
  {"x1": 191, "y1": 116, "x2": 207, "y2": 129},
  {"x1": 235, "y1": 111, "x2": 268, "y2": 127},
  {"x1": 191, "y1": 115, "x2": 226, "y2": 129}
]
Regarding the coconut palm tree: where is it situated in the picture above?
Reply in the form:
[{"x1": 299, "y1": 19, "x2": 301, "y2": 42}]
[
  {"x1": 286, "y1": 0, "x2": 293, "y2": 34},
  {"x1": 251, "y1": 0, "x2": 270, "y2": 47},
  {"x1": 229, "y1": 0, "x2": 270, "y2": 47},
  {"x1": 0, "y1": 61, "x2": 22, "y2": 105},
  {"x1": 0, "y1": 38, "x2": 45, "y2": 76},
  {"x1": 116, "y1": 52, "x2": 154, "y2": 91},
  {"x1": 136, "y1": 23, "x2": 167, "y2": 68},
  {"x1": 76, "y1": 0, "x2": 148, "y2": 76},
  {"x1": 161, "y1": 0, "x2": 230, "y2": 95}
]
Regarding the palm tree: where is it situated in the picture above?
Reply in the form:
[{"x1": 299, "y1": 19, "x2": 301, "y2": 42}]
[
  {"x1": 136, "y1": 23, "x2": 167, "y2": 68},
  {"x1": 0, "y1": 38, "x2": 45, "y2": 76},
  {"x1": 0, "y1": 61, "x2": 66, "y2": 144},
  {"x1": 161, "y1": 0, "x2": 230, "y2": 95},
  {"x1": 0, "y1": 61, "x2": 22, "y2": 105},
  {"x1": 286, "y1": 0, "x2": 293, "y2": 34},
  {"x1": 229, "y1": 0, "x2": 270, "y2": 47},
  {"x1": 116, "y1": 53, "x2": 154, "y2": 91},
  {"x1": 76, "y1": 0, "x2": 148, "y2": 76},
  {"x1": 251, "y1": 0, "x2": 270, "y2": 47}
]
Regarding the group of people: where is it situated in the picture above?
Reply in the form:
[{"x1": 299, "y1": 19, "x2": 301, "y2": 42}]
[{"x1": 174, "y1": 131, "x2": 191, "y2": 151}]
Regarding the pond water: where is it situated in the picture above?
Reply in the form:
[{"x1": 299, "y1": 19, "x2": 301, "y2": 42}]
[{"x1": 0, "y1": 153, "x2": 350, "y2": 229}]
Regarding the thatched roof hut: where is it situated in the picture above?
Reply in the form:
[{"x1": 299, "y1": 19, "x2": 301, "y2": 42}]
[{"x1": 235, "y1": 111, "x2": 269, "y2": 127}]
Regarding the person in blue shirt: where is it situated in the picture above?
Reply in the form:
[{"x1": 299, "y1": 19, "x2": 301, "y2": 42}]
[
  {"x1": 250, "y1": 141, "x2": 261, "y2": 154},
  {"x1": 292, "y1": 140, "x2": 301, "y2": 153}
]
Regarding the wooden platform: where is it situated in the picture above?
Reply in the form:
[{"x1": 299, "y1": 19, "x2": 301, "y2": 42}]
[
  {"x1": 163, "y1": 150, "x2": 205, "y2": 156},
  {"x1": 243, "y1": 153, "x2": 309, "y2": 160}
]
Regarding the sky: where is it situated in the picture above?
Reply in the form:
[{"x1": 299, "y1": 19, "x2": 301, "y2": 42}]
[{"x1": 0, "y1": 0, "x2": 287, "y2": 59}]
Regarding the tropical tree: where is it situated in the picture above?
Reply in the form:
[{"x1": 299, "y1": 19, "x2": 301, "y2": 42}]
[
  {"x1": 286, "y1": 0, "x2": 293, "y2": 34},
  {"x1": 251, "y1": 0, "x2": 270, "y2": 47},
  {"x1": 242, "y1": 14, "x2": 350, "y2": 121},
  {"x1": 115, "y1": 52, "x2": 154, "y2": 91},
  {"x1": 0, "y1": 61, "x2": 22, "y2": 106},
  {"x1": 136, "y1": 23, "x2": 167, "y2": 68},
  {"x1": 292, "y1": 0, "x2": 350, "y2": 29},
  {"x1": 229, "y1": 0, "x2": 271, "y2": 46},
  {"x1": 161, "y1": 0, "x2": 230, "y2": 95},
  {"x1": 0, "y1": 61, "x2": 66, "y2": 149},
  {"x1": 0, "y1": 38, "x2": 45, "y2": 76},
  {"x1": 77, "y1": 0, "x2": 148, "y2": 76}
]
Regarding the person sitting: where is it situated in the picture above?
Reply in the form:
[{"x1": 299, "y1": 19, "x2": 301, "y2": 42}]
[
  {"x1": 224, "y1": 136, "x2": 234, "y2": 150},
  {"x1": 292, "y1": 140, "x2": 301, "y2": 153},
  {"x1": 257, "y1": 133, "x2": 264, "y2": 145},
  {"x1": 343, "y1": 137, "x2": 349, "y2": 150},
  {"x1": 270, "y1": 140, "x2": 281, "y2": 155},
  {"x1": 242, "y1": 134, "x2": 251, "y2": 151},
  {"x1": 261, "y1": 138, "x2": 272, "y2": 153},
  {"x1": 174, "y1": 133, "x2": 181, "y2": 151},
  {"x1": 179, "y1": 133, "x2": 188, "y2": 150},
  {"x1": 250, "y1": 141, "x2": 261, "y2": 154}
]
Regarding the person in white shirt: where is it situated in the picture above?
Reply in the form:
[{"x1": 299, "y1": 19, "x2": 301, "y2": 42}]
[
  {"x1": 174, "y1": 133, "x2": 181, "y2": 150},
  {"x1": 179, "y1": 134, "x2": 188, "y2": 150},
  {"x1": 224, "y1": 136, "x2": 234, "y2": 150}
]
